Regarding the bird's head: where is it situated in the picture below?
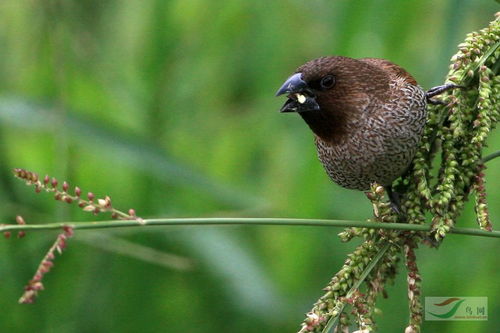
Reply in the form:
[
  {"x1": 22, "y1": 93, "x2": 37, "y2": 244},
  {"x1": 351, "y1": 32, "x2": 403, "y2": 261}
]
[{"x1": 276, "y1": 56, "x2": 390, "y2": 142}]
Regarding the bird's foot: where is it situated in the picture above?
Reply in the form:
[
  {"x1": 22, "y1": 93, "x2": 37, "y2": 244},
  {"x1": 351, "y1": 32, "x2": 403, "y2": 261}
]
[
  {"x1": 425, "y1": 83, "x2": 463, "y2": 105},
  {"x1": 385, "y1": 185, "x2": 404, "y2": 217}
]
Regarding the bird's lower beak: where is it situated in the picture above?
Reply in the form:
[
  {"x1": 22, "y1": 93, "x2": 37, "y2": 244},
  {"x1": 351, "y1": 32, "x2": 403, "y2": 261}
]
[{"x1": 276, "y1": 73, "x2": 319, "y2": 113}]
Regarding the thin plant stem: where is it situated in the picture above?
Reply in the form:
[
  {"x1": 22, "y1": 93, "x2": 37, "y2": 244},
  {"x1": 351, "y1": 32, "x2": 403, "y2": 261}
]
[
  {"x1": 1, "y1": 218, "x2": 499, "y2": 238},
  {"x1": 481, "y1": 150, "x2": 500, "y2": 164}
]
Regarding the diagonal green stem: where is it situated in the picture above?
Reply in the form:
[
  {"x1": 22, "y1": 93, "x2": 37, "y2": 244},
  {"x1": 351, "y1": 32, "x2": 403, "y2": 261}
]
[
  {"x1": 323, "y1": 243, "x2": 392, "y2": 333},
  {"x1": 1, "y1": 218, "x2": 499, "y2": 238},
  {"x1": 481, "y1": 150, "x2": 500, "y2": 164},
  {"x1": 459, "y1": 40, "x2": 499, "y2": 86}
]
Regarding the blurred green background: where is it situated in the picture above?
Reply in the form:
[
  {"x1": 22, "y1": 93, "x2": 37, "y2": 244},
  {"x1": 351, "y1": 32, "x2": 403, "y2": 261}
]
[{"x1": 0, "y1": 1, "x2": 498, "y2": 332}]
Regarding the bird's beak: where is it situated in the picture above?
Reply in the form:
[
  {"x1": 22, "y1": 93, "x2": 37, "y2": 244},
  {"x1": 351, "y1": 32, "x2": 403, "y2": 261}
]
[{"x1": 276, "y1": 73, "x2": 320, "y2": 113}]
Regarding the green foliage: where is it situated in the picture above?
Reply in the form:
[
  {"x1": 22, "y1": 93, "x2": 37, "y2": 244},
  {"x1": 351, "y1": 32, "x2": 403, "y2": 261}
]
[{"x1": 405, "y1": 14, "x2": 500, "y2": 239}]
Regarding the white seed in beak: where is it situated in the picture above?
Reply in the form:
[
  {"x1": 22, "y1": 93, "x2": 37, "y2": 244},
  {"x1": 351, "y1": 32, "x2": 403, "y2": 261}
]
[{"x1": 296, "y1": 93, "x2": 306, "y2": 104}]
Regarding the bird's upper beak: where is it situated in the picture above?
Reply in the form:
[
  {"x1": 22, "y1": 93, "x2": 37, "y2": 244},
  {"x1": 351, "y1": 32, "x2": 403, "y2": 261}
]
[{"x1": 276, "y1": 73, "x2": 320, "y2": 113}]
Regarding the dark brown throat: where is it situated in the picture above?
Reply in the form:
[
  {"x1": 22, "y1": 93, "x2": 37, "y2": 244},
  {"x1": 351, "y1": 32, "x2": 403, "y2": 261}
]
[{"x1": 299, "y1": 109, "x2": 346, "y2": 144}]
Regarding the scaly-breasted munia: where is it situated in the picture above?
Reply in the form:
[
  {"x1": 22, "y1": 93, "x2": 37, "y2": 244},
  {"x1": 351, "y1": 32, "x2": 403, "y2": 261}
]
[{"x1": 276, "y1": 56, "x2": 452, "y2": 207}]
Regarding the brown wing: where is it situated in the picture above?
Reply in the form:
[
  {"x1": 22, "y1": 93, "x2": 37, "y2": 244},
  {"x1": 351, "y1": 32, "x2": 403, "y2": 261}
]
[{"x1": 359, "y1": 58, "x2": 418, "y2": 86}]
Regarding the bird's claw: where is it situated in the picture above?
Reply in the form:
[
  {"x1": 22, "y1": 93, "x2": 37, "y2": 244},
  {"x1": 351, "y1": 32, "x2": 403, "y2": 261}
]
[
  {"x1": 386, "y1": 186, "x2": 405, "y2": 216},
  {"x1": 425, "y1": 83, "x2": 463, "y2": 104}
]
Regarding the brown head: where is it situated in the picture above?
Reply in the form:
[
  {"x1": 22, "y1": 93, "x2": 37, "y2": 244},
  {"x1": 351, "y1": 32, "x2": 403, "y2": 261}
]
[{"x1": 276, "y1": 56, "x2": 393, "y2": 143}]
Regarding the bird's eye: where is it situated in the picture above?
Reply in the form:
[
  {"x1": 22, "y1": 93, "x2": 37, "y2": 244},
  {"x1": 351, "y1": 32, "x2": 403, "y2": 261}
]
[{"x1": 320, "y1": 75, "x2": 336, "y2": 90}]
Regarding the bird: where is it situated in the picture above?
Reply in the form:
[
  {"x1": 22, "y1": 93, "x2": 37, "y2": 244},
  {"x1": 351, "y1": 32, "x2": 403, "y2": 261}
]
[{"x1": 276, "y1": 56, "x2": 454, "y2": 211}]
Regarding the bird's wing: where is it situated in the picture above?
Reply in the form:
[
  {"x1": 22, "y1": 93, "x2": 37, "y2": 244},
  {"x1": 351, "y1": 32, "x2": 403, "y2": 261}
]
[{"x1": 359, "y1": 58, "x2": 418, "y2": 86}]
